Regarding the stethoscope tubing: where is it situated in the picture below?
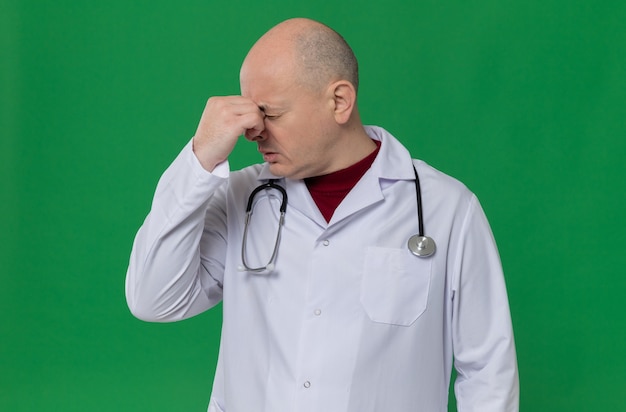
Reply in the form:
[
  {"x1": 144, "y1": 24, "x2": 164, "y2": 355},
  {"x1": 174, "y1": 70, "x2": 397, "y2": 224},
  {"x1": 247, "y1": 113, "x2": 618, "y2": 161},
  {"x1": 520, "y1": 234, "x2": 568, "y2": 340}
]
[{"x1": 413, "y1": 166, "x2": 425, "y2": 238}]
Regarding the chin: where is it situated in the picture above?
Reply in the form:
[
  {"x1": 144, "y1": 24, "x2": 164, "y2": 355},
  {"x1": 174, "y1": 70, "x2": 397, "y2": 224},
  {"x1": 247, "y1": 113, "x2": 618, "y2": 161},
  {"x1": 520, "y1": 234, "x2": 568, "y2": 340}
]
[
  {"x1": 268, "y1": 164, "x2": 288, "y2": 178},
  {"x1": 270, "y1": 165, "x2": 306, "y2": 180}
]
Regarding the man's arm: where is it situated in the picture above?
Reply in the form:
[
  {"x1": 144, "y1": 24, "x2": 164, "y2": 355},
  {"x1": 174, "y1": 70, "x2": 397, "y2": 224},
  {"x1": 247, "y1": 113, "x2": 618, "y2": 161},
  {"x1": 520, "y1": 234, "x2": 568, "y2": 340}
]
[
  {"x1": 125, "y1": 96, "x2": 266, "y2": 322},
  {"x1": 451, "y1": 195, "x2": 519, "y2": 411}
]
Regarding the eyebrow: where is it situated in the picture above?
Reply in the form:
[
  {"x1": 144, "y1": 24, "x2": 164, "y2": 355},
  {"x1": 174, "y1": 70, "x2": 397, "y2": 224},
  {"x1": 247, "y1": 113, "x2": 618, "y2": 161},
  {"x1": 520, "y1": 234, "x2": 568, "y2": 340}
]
[
  {"x1": 258, "y1": 104, "x2": 278, "y2": 113},
  {"x1": 258, "y1": 104, "x2": 284, "y2": 116}
]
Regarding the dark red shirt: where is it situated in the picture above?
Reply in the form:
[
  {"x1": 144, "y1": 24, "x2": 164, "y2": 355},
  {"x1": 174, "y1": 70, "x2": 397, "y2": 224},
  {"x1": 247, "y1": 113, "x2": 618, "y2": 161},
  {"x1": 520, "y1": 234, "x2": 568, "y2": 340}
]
[{"x1": 305, "y1": 140, "x2": 381, "y2": 222}]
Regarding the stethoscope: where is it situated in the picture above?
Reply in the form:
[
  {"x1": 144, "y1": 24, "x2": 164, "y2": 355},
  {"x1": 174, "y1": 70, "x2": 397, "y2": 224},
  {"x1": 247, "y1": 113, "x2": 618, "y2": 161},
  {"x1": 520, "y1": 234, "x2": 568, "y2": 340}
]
[
  {"x1": 238, "y1": 180, "x2": 287, "y2": 273},
  {"x1": 238, "y1": 166, "x2": 436, "y2": 273}
]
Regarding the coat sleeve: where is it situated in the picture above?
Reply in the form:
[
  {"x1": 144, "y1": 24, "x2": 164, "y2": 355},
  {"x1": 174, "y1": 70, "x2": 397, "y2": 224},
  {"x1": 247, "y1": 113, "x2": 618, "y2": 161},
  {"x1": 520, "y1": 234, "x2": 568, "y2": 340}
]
[
  {"x1": 451, "y1": 195, "x2": 520, "y2": 411},
  {"x1": 125, "y1": 140, "x2": 229, "y2": 322}
]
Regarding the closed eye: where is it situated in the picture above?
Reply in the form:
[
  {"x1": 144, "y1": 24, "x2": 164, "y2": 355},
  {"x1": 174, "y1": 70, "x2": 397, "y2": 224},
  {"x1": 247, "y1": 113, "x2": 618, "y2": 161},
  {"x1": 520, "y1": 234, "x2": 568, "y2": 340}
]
[{"x1": 258, "y1": 105, "x2": 282, "y2": 120}]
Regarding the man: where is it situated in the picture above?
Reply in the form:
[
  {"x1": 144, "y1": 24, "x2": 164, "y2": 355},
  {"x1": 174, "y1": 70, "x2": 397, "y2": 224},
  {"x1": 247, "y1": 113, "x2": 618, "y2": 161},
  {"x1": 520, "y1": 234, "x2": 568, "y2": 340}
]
[{"x1": 126, "y1": 18, "x2": 519, "y2": 412}]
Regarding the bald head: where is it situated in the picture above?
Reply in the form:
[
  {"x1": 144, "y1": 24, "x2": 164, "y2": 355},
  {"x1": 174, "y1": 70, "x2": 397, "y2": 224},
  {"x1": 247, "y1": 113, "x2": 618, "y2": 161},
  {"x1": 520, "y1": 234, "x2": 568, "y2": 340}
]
[{"x1": 242, "y1": 18, "x2": 359, "y2": 94}]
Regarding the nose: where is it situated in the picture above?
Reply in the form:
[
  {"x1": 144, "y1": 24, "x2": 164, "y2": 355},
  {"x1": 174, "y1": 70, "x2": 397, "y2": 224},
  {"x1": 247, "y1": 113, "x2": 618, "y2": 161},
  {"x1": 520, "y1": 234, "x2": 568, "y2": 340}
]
[{"x1": 245, "y1": 127, "x2": 268, "y2": 142}]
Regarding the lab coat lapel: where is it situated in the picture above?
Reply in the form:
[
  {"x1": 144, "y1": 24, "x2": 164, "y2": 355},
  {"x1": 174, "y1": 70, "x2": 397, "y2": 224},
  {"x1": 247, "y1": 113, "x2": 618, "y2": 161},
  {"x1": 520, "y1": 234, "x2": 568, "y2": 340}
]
[
  {"x1": 328, "y1": 126, "x2": 416, "y2": 225},
  {"x1": 284, "y1": 178, "x2": 328, "y2": 228},
  {"x1": 327, "y1": 171, "x2": 384, "y2": 225}
]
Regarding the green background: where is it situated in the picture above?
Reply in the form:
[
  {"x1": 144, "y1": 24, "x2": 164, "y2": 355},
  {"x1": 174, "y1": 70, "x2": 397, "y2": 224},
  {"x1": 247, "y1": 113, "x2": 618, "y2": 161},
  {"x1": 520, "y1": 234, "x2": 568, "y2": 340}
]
[{"x1": 2, "y1": 1, "x2": 625, "y2": 410}]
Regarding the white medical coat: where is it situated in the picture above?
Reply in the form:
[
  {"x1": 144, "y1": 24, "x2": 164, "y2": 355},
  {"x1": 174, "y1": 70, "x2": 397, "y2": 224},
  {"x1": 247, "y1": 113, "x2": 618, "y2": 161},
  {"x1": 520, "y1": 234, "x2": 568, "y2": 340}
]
[{"x1": 126, "y1": 126, "x2": 519, "y2": 412}]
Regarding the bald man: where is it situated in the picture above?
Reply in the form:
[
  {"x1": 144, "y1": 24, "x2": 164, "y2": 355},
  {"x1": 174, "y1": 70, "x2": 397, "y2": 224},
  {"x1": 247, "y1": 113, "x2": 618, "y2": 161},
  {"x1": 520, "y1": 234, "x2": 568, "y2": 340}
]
[{"x1": 126, "y1": 18, "x2": 519, "y2": 412}]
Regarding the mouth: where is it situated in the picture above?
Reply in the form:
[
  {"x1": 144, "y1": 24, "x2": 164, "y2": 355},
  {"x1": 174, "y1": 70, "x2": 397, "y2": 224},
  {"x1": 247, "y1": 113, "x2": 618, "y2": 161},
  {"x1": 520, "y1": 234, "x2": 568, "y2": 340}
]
[
  {"x1": 262, "y1": 152, "x2": 278, "y2": 163},
  {"x1": 259, "y1": 147, "x2": 278, "y2": 163}
]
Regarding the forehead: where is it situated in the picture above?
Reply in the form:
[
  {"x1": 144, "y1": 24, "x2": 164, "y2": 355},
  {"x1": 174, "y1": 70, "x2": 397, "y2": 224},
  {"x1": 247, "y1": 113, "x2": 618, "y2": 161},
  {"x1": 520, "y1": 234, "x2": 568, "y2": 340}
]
[{"x1": 240, "y1": 55, "x2": 299, "y2": 106}]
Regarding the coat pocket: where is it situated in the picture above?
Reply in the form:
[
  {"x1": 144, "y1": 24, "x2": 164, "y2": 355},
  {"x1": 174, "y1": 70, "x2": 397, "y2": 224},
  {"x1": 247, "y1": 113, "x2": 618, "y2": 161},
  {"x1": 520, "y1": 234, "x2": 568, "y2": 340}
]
[{"x1": 360, "y1": 246, "x2": 432, "y2": 326}]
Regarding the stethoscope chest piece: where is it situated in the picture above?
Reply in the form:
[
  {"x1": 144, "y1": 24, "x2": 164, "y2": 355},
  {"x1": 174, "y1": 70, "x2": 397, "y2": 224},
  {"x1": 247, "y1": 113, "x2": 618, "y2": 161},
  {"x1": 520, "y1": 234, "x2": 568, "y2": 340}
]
[{"x1": 408, "y1": 234, "x2": 436, "y2": 258}]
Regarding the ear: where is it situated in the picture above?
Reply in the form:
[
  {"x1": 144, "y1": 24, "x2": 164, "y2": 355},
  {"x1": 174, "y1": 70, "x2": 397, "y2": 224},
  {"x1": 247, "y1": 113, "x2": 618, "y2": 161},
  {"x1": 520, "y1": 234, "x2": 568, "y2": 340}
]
[{"x1": 328, "y1": 80, "x2": 356, "y2": 125}]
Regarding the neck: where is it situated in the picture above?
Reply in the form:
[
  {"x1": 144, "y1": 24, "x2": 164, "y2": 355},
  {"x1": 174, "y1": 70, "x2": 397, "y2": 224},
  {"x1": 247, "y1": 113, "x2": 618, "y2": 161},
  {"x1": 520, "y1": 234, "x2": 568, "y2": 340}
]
[{"x1": 327, "y1": 123, "x2": 376, "y2": 173}]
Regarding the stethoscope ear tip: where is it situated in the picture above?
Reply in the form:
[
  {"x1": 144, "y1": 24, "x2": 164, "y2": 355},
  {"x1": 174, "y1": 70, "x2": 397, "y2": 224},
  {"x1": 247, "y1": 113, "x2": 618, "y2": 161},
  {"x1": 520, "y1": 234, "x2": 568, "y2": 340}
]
[{"x1": 237, "y1": 265, "x2": 246, "y2": 272}]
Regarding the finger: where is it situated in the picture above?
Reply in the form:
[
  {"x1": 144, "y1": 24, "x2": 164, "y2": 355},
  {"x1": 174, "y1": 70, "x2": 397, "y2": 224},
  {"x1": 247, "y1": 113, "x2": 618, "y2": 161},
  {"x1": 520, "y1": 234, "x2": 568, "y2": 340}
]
[{"x1": 238, "y1": 111, "x2": 266, "y2": 138}]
